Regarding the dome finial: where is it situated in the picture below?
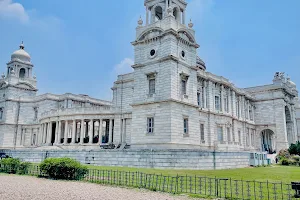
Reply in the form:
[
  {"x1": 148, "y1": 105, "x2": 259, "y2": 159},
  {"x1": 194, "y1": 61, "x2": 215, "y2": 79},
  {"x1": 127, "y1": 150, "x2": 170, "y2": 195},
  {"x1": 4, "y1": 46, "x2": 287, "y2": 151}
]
[
  {"x1": 188, "y1": 19, "x2": 194, "y2": 28},
  {"x1": 20, "y1": 41, "x2": 24, "y2": 50},
  {"x1": 138, "y1": 16, "x2": 143, "y2": 26}
]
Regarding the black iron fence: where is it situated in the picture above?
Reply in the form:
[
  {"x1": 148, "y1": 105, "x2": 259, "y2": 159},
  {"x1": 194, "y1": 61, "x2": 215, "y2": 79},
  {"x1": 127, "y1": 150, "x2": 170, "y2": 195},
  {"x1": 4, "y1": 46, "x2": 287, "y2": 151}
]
[{"x1": 1, "y1": 164, "x2": 299, "y2": 200}]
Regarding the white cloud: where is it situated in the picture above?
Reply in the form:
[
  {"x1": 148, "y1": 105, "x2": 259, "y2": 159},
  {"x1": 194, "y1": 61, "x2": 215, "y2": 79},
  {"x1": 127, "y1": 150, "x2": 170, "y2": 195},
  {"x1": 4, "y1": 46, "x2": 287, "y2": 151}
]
[
  {"x1": 114, "y1": 58, "x2": 134, "y2": 76},
  {"x1": 0, "y1": 0, "x2": 29, "y2": 23}
]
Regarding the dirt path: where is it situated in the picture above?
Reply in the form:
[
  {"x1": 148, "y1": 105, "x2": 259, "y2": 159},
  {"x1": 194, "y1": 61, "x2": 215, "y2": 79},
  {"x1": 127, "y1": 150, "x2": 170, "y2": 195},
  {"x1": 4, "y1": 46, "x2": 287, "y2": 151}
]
[{"x1": 0, "y1": 175, "x2": 206, "y2": 200}]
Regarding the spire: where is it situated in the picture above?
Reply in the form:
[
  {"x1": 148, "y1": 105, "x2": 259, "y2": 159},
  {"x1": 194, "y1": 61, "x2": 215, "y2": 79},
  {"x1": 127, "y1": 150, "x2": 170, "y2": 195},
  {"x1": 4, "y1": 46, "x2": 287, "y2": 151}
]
[{"x1": 19, "y1": 41, "x2": 24, "y2": 50}]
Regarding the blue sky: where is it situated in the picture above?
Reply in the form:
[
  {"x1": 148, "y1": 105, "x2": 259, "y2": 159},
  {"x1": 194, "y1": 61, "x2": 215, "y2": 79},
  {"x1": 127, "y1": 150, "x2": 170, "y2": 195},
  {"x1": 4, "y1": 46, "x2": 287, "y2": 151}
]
[{"x1": 0, "y1": 0, "x2": 299, "y2": 100}]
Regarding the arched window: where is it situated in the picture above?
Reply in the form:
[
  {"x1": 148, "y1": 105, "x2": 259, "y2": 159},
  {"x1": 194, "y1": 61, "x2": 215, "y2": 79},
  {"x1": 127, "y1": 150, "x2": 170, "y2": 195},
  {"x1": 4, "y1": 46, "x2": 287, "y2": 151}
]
[
  {"x1": 155, "y1": 6, "x2": 163, "y2": 22},
  {"x1": 19, "y1": 68, "x2": 26, "y2": 78},
  {"x1": 173, "y1": 7, "x2": 179, "y2": 20}
]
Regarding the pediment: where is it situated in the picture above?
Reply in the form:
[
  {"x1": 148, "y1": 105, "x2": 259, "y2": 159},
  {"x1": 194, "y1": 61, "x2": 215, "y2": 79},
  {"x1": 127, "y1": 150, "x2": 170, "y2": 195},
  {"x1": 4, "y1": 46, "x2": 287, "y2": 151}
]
[
  {"x1": 137, "y1": 28, "x2": 164, "y2": 41},
  {"x1": 178, "y1": 29, "x2": 196, "y2": 43},
  {"x1": 15, "y1": 83, "x2": 35, "y2": 90}
]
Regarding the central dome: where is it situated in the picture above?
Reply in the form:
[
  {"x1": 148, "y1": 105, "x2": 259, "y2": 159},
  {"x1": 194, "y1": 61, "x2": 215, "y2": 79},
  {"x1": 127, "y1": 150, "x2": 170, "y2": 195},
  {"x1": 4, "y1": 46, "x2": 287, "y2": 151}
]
[{"x1": 11, "y1": 42, "x2": 31, "y2": 63}]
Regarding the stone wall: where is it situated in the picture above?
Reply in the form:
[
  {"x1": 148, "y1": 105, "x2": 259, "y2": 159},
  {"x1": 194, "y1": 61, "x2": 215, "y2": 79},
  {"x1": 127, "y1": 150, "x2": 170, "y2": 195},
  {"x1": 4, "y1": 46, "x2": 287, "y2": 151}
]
[{"x1": 0, "y1": 149, "x2": 250, "y2": 170}]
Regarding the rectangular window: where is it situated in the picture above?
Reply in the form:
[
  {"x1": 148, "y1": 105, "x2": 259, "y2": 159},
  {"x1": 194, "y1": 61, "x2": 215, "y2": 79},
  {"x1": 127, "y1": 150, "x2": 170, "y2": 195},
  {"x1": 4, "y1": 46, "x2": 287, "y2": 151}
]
[
  {"x1": 249, "y1": 106, "x2": 253, "y2": 120},
  {"x1": 215, "y1": 96, "x2": 220, "y2": 111},
  {"x1": 183, "y1": 118, "x2": 189, "y2": 134},
  {"x1": 224, "y1": 96, "x2": 228, "y2": 112},
  {"x1": 181, "y1": 80, "x2": 187, "y2": 95},
  {"x1": 227, "y1": 127, "x2": 231, "y2": 142},
  {"x1": 147, "y1": 117, "x2": 154, "y2": 133},
  {"x1": 232, "y1": 129, "x2": 235, "y2": 142},
  {"x1": 197, "y1": 92, "x2": 201, "y2": 106},
  {"x1": 238, "y1": 130, "x2": 241, "y2": 144},
  {"x1": 0, "y1": 108, "x2": 2, "y2": 120},
  {"x1": 217, "y1": 126, "x2": 223, "y2": 141},
  {"x1": 149, "y1": 79, "x2": 155, "y2": 95},
  {"x1": 200, "y1": 124, "x2": 204, "y2": 141}
]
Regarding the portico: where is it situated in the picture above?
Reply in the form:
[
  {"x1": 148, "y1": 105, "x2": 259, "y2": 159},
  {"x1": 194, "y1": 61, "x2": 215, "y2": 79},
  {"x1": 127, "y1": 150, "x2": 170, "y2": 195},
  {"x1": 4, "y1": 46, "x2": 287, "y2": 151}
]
[{"x1": 39, "y1": 118, "x2": 114, "y2": 147}]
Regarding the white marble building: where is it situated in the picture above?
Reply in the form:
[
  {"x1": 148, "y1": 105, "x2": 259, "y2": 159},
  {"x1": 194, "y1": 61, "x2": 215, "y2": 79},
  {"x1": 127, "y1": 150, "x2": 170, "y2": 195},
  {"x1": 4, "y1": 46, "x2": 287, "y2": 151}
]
[{"x1": 0, "y1": 0, "x2": 299, "y2": 153}]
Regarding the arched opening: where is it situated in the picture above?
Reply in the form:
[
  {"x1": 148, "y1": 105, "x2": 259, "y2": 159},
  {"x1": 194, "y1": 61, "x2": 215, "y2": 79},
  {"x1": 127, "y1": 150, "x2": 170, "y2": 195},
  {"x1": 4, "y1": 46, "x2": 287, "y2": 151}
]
[
  {"x1": 19, "y1": 68, "x2": 26, "y2": 78},
  {"x1": 285, "y1": 106, "x2": 294, "y2": 145},
  {"x1": 173, "y1": 7, "x2": 178, "y2": 20},
  {"x1": 261, "y1": 129, "x2": 275, "y2": 154},
  {"x1": 32, "y1": 134, "x2": 36, "y2": 146},
  {"x1": 154, "y1": 6, "x2": 163, "y2": 22},
  {"x1": 93, "y1": 121, "x2": 100, "y2": 143},
  {"x1": 0, "y1": 108, "x2": 3, "y2": 120}
]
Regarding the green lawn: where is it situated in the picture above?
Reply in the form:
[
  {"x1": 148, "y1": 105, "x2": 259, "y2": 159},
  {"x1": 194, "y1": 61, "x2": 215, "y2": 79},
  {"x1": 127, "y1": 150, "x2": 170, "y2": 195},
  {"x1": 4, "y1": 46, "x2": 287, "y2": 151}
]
[{"x1": 86, "y1": 165, "x2": 300, "y2": 184}]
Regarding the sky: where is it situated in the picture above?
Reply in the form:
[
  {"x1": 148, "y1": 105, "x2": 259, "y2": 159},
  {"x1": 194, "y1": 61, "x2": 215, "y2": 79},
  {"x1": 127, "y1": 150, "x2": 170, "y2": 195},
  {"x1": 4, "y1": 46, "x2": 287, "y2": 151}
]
[{"x1": 0, "y1": 0, "x2": 299, "y2": 100}]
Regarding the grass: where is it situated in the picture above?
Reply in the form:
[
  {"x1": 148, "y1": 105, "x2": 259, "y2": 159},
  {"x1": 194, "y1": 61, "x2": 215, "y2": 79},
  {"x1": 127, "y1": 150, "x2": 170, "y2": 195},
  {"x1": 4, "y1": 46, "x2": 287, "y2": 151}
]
[
  {"x1": 3, "y1": 163, "x2": 299, "y2": 199},
  {"x1": 85, "y1": 165, "x2": 300, "y2": 184}
]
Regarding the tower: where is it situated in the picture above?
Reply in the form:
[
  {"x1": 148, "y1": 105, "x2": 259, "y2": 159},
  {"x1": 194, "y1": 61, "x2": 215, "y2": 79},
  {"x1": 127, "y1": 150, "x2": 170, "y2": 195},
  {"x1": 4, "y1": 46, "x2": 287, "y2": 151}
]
[
  {"x1": 130, "y1": 0, "x2": 200, "y2": 148},
  {"x1": 0, "y1": 42, "x2": 37, "y2": 148},
  {"x1": 1, "y1": 42, "x2": 37, "y2": 100}
]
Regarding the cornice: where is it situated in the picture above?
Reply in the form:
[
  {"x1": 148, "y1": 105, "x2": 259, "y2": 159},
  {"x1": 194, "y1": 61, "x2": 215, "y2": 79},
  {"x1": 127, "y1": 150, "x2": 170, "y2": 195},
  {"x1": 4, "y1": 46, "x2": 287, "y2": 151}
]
[{"x1": 132, "y1": 55, "x2": 197, "y2": 71}]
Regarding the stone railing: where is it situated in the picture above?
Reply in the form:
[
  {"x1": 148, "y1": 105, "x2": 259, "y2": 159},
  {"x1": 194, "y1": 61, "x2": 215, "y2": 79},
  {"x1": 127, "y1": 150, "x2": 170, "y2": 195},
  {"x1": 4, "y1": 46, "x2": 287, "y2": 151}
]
[{"x1": 41, "y1": 106, "x2": 116, "y2": 118}]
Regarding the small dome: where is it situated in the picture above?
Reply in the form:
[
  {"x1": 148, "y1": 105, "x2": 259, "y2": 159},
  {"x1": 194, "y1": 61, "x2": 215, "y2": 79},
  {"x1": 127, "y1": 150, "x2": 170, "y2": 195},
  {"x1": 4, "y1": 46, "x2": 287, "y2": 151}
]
[
  {"x1": 11, "y1": 42, "x2": 31, "y2": 63},
  {"x1": 196, "y1": 56, "x2": 206, "y2": 70},
  {"x1": 287, "y1": 78, "x2": 296, "y2": 87}
]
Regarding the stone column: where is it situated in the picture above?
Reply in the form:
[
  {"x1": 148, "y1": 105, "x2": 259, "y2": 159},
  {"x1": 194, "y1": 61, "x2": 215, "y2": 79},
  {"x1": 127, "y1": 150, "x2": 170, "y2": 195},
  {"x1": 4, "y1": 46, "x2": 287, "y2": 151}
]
[
  {"x1": 228, "y1": 89, "x2": 232, "y2": 114},
  {"x1": 122, "y1": 119, "x2": 126, "y2": 143},
  {"x1": 30, "y1": 128, "x2": 33, "y2": 146},
  {"x1": 98, "y1": 119, "x2": 103, "y2": 144},
  {"x1": 54, "y1": 121, "x2": 59, "y2": 144},
  {"x1": 239, "y1": 96, "x2": 242, "y2": 119},
  {"x1": 165, "y1": 0, "x2": 168, "y2": 15},
  {"x1": 108, "y1": 119, "x2": 113, "y2": 144},
  {"x1": 182, "y1": 10, "x2": 186, "y2": 24},
  {"x1": 40, "y1": 124, "x2": 43, "y2": 144},
  {"x1": 89, "y1": 120, "x2": 94, "y2": 144},
  {"x1": 42, "y1": 123, "x2": 46, "y2": 144},
  {"x1": 207, "y1": 81, "x2": 214, "y2": 111},
  {"x1": 80, "y1": 119, "x2": 85, "y2": 144},
  {"x1": 36, "y1": 128, "x2": 39, "y2": 146},
  {"x1": 71, "y1": 120, "x2": 76, "y2": 144},
  {"x1": 232, "y1": 91, "x2": 236, "y2": 117},
  {"x1": 203, "y1": 81, "x2": 207, "y2": 109},
  {"x1": 47, "y1": 122, "x2": 52, "y2": 145},
  {"x1": 247, "y1": 100, "x2": 250, "y2": 120},
  {"x1": 221, "y1": 85, "x2": 224, "y2": 112},
  {"x1": 57, "y1": 121, "x2": 62, "y2": 144},
  {"x1": 64, "y1": 120, "x2": 68, "y2": 144},
  {"x1": 252, "y1": 105, "x2": 255, "y2": 121}
]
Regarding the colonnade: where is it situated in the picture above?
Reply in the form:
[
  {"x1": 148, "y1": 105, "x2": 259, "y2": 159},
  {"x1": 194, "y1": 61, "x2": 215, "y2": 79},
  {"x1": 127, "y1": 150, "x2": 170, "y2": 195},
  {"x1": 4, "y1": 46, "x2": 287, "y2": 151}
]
[{"x1": 40, "y1": 118, "x2": 114, "y2": 146}]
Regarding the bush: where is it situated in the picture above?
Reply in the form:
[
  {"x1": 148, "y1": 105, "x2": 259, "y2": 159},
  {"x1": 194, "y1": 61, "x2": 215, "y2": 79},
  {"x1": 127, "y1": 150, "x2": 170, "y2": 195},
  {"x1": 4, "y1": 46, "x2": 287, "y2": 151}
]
[
  {"x1": 277, "y1": 149, "x2": 290, "y2": 160},
  {"x1": 289, "y1": 141, "x2": 300, "y2": 156},
  {"x1": 280, "y1": 158, "x2": 290, "y2": 166},
  {"x1": 17, "y1": 162, "x2": 31, "y2": 175},
  {"x1": 40, "y1": 158, "x2": 88, "y2": 180},
  {"x1": 0, "y1": 158, "x2": 21, "y2": 174}
]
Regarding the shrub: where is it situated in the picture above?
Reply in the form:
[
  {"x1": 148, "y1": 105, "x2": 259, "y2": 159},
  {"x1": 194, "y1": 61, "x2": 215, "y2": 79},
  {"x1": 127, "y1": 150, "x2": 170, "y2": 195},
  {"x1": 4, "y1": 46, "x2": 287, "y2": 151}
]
[
  {"x1": 277, "y1": 149, "x2": 290, "y2": 160},
  {"x1": 0, "y1": 158, "x2": 21, "y2": 174},
  {"x1": 17, "y1": 162, "x2": 31, "y2": 175},
  {"x1": 280, "y1": 158, "x2": 290, "y2": 166},
  {"x1": 40, "y1": 158, "x2": 88, "y2": 180},
  {"x1": 289, "y1": 141, "x2": 300, "y2": 156}
]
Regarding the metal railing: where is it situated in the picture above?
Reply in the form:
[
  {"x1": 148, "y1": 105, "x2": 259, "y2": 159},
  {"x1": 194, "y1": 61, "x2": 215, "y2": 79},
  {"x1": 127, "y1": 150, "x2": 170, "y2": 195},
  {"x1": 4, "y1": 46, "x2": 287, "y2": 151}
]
[{"x1": 1, "y1": 165, "x2": 298, "y2": 200}]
